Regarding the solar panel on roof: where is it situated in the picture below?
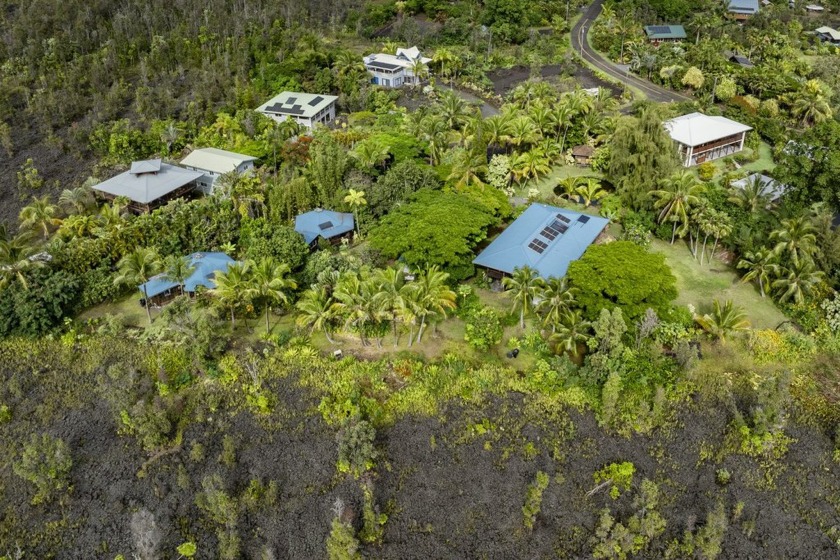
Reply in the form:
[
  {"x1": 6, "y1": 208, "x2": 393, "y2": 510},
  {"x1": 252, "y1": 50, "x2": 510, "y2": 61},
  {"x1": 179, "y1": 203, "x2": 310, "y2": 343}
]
[
  {"x1": 578, "y1": 215, "x2": 590, "y2": 224},
  {"x1": 287, "y1": 97, "x2": 297, "y2": 104},
  {"x1": 318, "y1": 221, "x2": 334, "y2": 230},
  {"x1": 540, "y1": 227, "x2": 557, "y2": 241},
  {"x1": 528, "y1": 238, "x2": 548, "y2": 254},
  {"x1": 650, "y1": 25, "x2": 671, "y2": 34},
  {"x1": 556, "y1": 214, "x2": 571, "y2": 224},
  {"x1": 308, "y1": 96, "x2": 324, "y2": 106}
]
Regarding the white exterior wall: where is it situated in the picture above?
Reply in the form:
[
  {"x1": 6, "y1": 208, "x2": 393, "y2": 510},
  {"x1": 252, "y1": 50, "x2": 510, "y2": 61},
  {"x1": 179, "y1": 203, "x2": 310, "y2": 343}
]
[
  {"x1": 264, "y1": 102, "x2": 335, "y2": 129},
  {"x1": 185, "y1": 160, "x2": 257, "y2": 195}
]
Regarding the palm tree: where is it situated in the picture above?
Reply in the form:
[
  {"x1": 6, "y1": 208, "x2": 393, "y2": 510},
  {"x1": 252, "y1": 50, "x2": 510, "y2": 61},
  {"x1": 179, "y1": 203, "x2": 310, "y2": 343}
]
[
  {"x1": 113, "y1": 247, "x2": 162, "y2": 324},
  {"x1": 351, "y1": 141, "x2": 390, "y2": 174},
  {"x1": 528, "y1": 105, "x2": 553, "y2": 140},
  {"x1": 163, "y1": 255, "x2": 196, "y2": 295},
  {"x1": 575, "y1": 178, "x2": 607, "y2": 207},
  {"x1": 296, "y1": 287, "x2": 336, "y2": 343},
  {"x1": 789, "y1": 79, "x2": 833, "y2": 127},
  {"x1": 549, "y1": 310, "x2": 591, "y2": 357},
  {"x1": 695, "y1": 300, "x2": 749, "y2": 343},
  {"x1": 728, "y1": 175, "x2": 771, "y2": 214},
  {"x1": 503, "y1": 266, "x2": 545, "y2": 329},
  {"x1": 432, "y1": 48, "x2": 456, "y2": 83},
  {"x1": 448, "y1": 148, "x2": 487, "y2": 188},
  {"x1": 0, "y1": 232, "x2": 44, "y2": 290},
  {"x1": 58, "y1": 186, "x2": 95, "y2": 215},
  {"x1": 536, "y1": 277, "x2": 576, "y2": 332},
  {"x1": 556, "y1": 176, "x2": 583, "y2": 202},
  {"x1": 343, "y1": 189, "x2": 367, "y2": 237},
  {"x1": 420, "y1": 116, "x2": 450, "y2": 166},
  {"x1": 58, "y1": 214, "x2": 99, "y2": 239},
  {"x1": 551, "y1": 105, "x2": 574, "y2": 148},
  {"x1": 770, "y1": 217, "x2": 817, "y2": 267},
  {"x1": 332, "y1": 272, "x2": 373, "y2": 345},
  {"x1": 248, "y1": 257, "x2": 297, "y2": 331},
  {"x1": 408, "y1": 58, "x2": 429, "y2": 86},
  {"x1": 737, "y1": 248, "x2": 777, "y2": 298},
  {"x1": 484, "y1": 114, "x2": 512, "y2": 150},
  {"x1": 651, "y1": 171, "x2": 706, "y2": 244},
  {"x1": 371, "y1": 267, "x2": 404, "y2": 344},
  {"x1": 511, "y1": 149, "x2": 550, "y2": 187},
  {"x1": 771, "y1": 261, "x2": 824, "y2": 305},
  {"x1": 508, "y1": 116, "x2": 537, "y2": 151},
  {"x1": 19, "y1": 195, "x2": 62, "y2": 240},
  {"x1": 412, "y1": 266, "x2": 456, "y2": 343},
  {"x1": 210, "y1": 261, "x2": 252, "y2": 329}
]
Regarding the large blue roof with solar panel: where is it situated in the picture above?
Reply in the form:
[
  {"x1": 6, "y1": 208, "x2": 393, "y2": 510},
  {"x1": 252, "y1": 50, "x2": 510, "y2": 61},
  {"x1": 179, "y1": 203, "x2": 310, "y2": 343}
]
[
  {"x1": 294, "y1": 208, "x2": 355, "y2": 244},
  {"x1": 473, "y1": 203, "x2": 609, "y2": 279}
]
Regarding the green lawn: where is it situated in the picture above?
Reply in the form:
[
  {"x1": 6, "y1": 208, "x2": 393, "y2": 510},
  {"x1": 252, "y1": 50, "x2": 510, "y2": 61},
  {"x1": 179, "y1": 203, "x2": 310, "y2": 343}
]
[
  {"x1": 741, "y1": 141, "x2": 775, "y2": 173},
  {"x1": 518, "y1": 164, "x2": 603, "y2": 199},
  {"x1": 650, "y1": 239, "x2": 786, "y2": 330},
  {"x1": 79, "y1": 292, "x2": 149, "y2": 328}
]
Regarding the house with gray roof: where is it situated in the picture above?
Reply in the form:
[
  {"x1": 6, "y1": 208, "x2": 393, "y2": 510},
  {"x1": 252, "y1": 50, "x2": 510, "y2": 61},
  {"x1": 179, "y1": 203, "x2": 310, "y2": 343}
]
[
  {"x1": 816, "y1": 26, "x2": 840, "y2": 45},
  {"x1": 91, "y1": 159, "x2": 203, "y2": 213},
  {"x1": 473, "y1": 203, "x2": 609, "y2": 280},
  {"x1": 257, "y1": 91, "x2": 338, "y2": 129},
  {"x1": 664, "y1": 113, "x2": 752, "y2": 167},
  {"x1": 180, "y1": 148, "x2": 258, "y2": 194},
  {"x1": 644, "y1": 25, "x2": 687, "y2": 44},
  {"x1": 294, "y1": 209, "x2": 355, "y2": 248},
  {"x1": 731, "y1": 173, "x2": 788, "y2": 203}
]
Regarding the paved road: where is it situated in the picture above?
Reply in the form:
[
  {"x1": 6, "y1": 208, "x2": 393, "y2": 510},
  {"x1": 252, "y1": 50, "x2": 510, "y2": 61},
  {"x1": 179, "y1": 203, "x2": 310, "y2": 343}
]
[{"x1": 571, "y1": 0, "x2": 691, "y2": 104}]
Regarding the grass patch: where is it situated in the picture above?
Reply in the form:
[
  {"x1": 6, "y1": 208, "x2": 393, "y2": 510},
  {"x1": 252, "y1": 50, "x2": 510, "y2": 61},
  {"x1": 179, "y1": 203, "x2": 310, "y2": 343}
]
[
  {"x1": 78, "y1": 292, "x2": 149, "y2": 327},
  {"x1": 650, "y1": 239, "x2": 786, "y2": 330},
  {"x1": 741, "y1": 141, "x2": 775, "y2": 173},
  {"x1": 517, "y1": 165, "x2": 604, "y2": 200}
]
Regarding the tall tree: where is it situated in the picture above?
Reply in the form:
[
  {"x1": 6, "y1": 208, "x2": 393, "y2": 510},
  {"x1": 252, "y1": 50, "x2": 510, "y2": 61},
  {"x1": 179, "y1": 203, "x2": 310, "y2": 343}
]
[
  {"x1": 343, "y1": 189, "x2": 367, "y2": 236},
  {"x1": 411, "y1": 265, "x2": 456, "y2": 343},
  {"x1": 248, "y1": 257, "x2": 297, "y2": 331},
  {"x1": 770, "y1": 216, "x2": 817, "y2": 267},
  {"x1": 536, "y1": 277, "x2": 576, "y2": 332},
  {"x1": 163, "y1": 255, "x2": 196, "y2": 296},
  {"x1": 737, "y1": 248, "x2": 777, "y2": 298},
  {"x1": 695, "y1": 300, "x2": 749, "y2": 343},
  {"x1": 296, "y1": 287, "x2": 336, "y2": 343},
  {"x1": 651, "y1": 171, "x2": 706, "y2": 244},
  {"x1": 502, "y1": 266, "x2": 545, "y2": 329},
  {"x1": 210, "y1": 261, "x2": 251, "y2": 329},
  {"x1": 0, "y1": 233, "x2": 44, "y2": 291},
  {"x1": 114, "y1": 247, "x2": 162, "y2": 324},
  {"x1": 19, "y1": 196, "x2": 62, "y2": 240}
]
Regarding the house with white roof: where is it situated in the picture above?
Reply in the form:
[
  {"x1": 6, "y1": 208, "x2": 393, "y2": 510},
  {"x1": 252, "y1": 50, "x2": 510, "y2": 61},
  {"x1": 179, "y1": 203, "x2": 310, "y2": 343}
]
[
  {"x1": 91, "y1": 159, "x2": 203, "y2": 213},
  {"x1": 363, "y1": 46, "x2": 431, "y2": 88},
  {"x1": 256, "y1": 91, "x2": 338, "y2": 129},
  {"x1": 664, "y1": 113, "x2": 752, "y2": 167},
  {"x1": 180, "y1": 148, "x2": 258, "y2": 195},
  {"x1": 816, "y1": 26, "x2": 840, "y2": 45}
]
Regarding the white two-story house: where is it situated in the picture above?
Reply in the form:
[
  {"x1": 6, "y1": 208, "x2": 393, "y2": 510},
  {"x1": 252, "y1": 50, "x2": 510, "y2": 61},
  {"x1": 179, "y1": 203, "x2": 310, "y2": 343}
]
[
  {"x1": 256, "y1": 91, "x2": 338, "y2": 129},
  {"x1": 363, "y1": 46, "x2": 431, "y2": 88},
  {"x1": 180, "y1": 148, "x2": 258, "y2": 195}
]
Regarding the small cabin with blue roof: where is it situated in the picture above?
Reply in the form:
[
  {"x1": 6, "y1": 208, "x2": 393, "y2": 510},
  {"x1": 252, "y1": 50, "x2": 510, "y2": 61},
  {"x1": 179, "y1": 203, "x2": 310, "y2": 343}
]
[
  {"x1": 294, "y1": 209, "x2": 355, "y2": 249},
  {"x1": 473, "y1": 203, "x2": 609, "y2": 280},
  {"x1": 139, "y1": 252, "x2": 235, "y2": 306}
]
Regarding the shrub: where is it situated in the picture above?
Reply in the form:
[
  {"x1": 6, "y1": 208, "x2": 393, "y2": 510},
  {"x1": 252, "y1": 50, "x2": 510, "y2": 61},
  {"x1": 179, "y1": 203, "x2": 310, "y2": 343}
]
[
  {"x1": 14, "y1": 433, "x2": 73, "y2": 505},
  {"x1": 219, "y1": 434, "x2": 236, "y2": 467},
  {"x1": 715, "y1": 468, "x2": 731, "y2": 486},
  {"x1": 522, "y1": 471, "x2": 550, "y2": 531},
  {"x1": 337, "y1": 419, "x2": 377, "y2": 477},
  {"x1": 326, "y1": 517, "x2": 362, "y2": 560},
  {"x1": 594, "y1": 461, "x2": 635, "y2": 500},
  {"x1": 697, "y1": 162, "x2": 716, "y2": 181},
  {"x1": 464, "y1": 307, "x2": 503, "y2": 350}
]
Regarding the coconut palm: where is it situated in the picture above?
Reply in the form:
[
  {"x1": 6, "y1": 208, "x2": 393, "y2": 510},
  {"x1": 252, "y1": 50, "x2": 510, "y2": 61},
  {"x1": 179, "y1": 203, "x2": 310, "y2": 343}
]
[
  {"x1": 372, "y1": 266, "x2": 408, "y2": 345},
  {"x1": 332, "y1": 271, "x2": 373, "y2": 345},
  {"x1": 412, "y1": 266, "x2": 456, "y2": 343},
  {"x1": 438, "y1": 91, "x2": 470, "y2": 130},
  {"x1": 248, "y1": 257, "x2": 297, "y2": 331},
  {"x1": 536, "y1": 277, "x2": 576, "y2": 332},
  {"x1": 408, "y1": 58, "x2": 429, "y2": 85},
  {"x1": 771, "y1": 261, "x2": 824, "y2": 305},
  {"x1": 770, "y1": 216, "x2": 817, "y2": 267},
  {"x1": 508, "y1": 116, "x2": 538, "y2": 150},
  {"x1": 511, "y1": 149, "x2": 550, "y2": 186},
  {"x1": 296, "y1": 287, "x2": 336, "y2": 343},
  {"x1": 737, "y1": 248, "x2": 777, "y2": 298},
  {"x1": 209, "y1": 261, "x2": 252, "y2": 329},
  {"x1": 58, "y1": 214, "x2": 99, "y2": 239},
  {"x1": 432, "y1": 47, "x2": 457, "y2": 83},
  {"x1": 528, "y1": 105, "x2": 553, "y2": 140},
  {"x1": 343, "y1": 189, "x2": 367, "y2": 236},
  {"x1": 420, "y1": 116, "x2": 450, "y2": 166},
  {"x1": 789, "y1": 79, "x2": 833, "y2": 127},
  {"x1": 728, "y1": 175, "x2": 772, "y2": 214},
  {"x1": 351, "y1": 141, "x2": 389, "y2": 174},
  {"x1": 484, "y1": 114, "x2": 512, "y2": 150},
  {"x1": 695, "y1": 300, "x2": 750, "y2": 343},
  {"x1": 0, "y1": 232, "x2": 44, "y2": 290},
  {"x1": 549, "y1": 310, "x2": 591, "y2": 357},
  {"x1": 651, "y1": 171, "x2": 706, "y2": 244},
  {"x1": 575, "y1": 178, "x2": 607, "y2": 207},
  {"x1": 503, "y1": 266, "x2": 545, "y2": 329},
  {"x1": 448, "y1": 148, "x2": 487, "y2": 188},
  {"x1": 113, "y1": 247, "x2": 162, "y2": 324},
  {"x1": 19, "y1": 195, "x2": 62, "y2": 240},
  {"x1": 163, "y1": 255, "x2": 196, "y2": 296},
  {"x1": 58, "y1": 186, "x2": 95, "y2": 215}
]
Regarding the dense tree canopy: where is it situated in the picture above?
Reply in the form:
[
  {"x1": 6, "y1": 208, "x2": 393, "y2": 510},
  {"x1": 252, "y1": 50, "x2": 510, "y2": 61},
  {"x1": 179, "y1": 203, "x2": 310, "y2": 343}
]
[
  {"x1": 567, "y1": 241, "x2": 677, "y2": 321},
  {"x1": 368, "y1": 189, "x2": 498, "y2": 280},
  {"x1": 775, "y1": 120, "x2": 840, "y2": 212}
]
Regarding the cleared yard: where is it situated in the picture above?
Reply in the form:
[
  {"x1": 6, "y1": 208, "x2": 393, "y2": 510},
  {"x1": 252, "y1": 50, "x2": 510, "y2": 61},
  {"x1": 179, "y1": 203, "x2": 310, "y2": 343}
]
[{"x1": 650, "y1": 238, "x2": 787, "y2": 330}]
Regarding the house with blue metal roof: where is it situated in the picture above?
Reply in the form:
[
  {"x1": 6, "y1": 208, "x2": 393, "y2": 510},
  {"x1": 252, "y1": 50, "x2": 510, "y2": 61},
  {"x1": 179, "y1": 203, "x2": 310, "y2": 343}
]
[
  {"x1": 138, "y1": 252, "x2": 235, "y2": 305},
  {"x1": 473, "y1": 204, "x2": 609, "y2": 280},
  {"x1": 294, "y1": 209, "x2": 355, "y2": 248},
  {"x1": 728, "y1": 0, "x2": 759, "y2": 20}
]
